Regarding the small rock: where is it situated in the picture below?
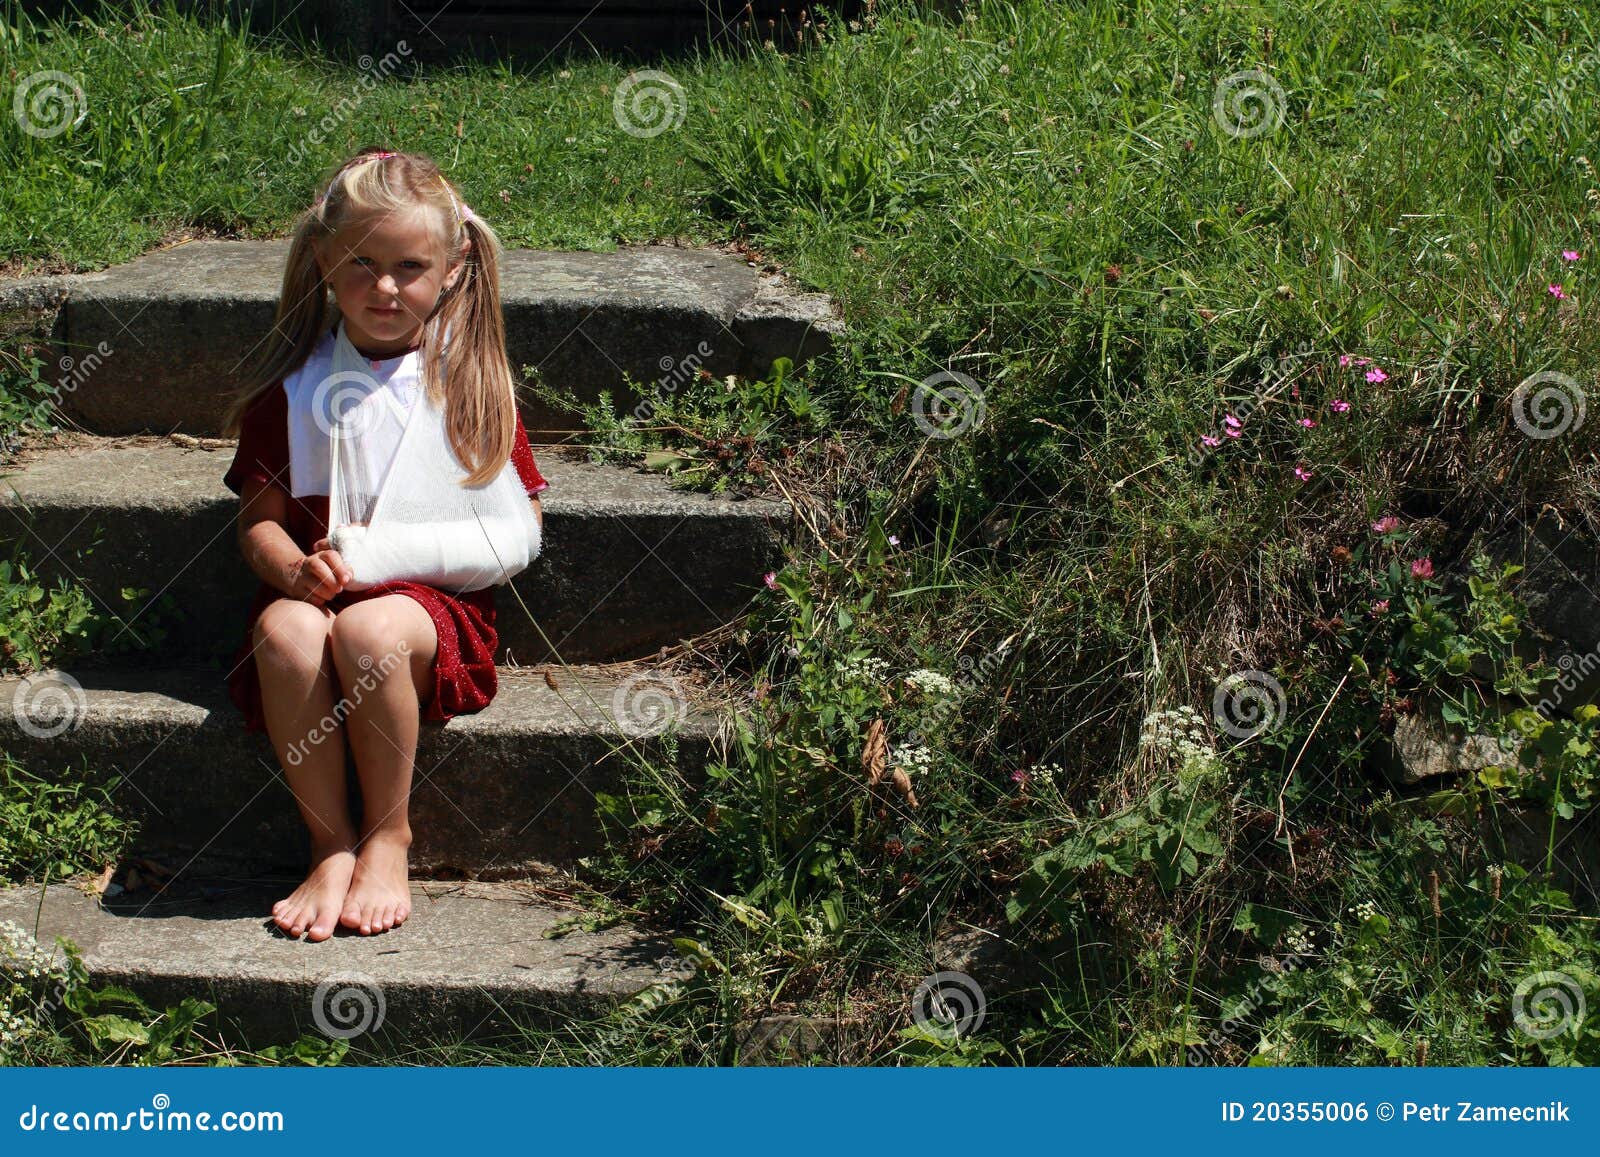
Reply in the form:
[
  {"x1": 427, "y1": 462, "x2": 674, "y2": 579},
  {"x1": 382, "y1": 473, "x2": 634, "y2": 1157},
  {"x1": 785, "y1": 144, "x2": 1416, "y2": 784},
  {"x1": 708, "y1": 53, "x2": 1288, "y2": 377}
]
[{"x1": 1381, "y1": 707, "x2": 1520, "y2": 787}]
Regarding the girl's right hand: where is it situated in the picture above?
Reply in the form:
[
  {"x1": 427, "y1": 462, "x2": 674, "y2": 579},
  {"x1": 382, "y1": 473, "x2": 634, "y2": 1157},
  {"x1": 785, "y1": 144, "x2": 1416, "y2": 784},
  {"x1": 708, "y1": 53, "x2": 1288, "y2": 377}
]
[{"x1": 288, "y1": 545, "x2": 353, "y2": 605}]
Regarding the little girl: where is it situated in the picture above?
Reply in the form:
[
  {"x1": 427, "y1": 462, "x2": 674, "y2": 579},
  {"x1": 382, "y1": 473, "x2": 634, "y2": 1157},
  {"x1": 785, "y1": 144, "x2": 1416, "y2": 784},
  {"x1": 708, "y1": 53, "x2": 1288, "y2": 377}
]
[{"x1": 219, "y1": 148, "x2": 549, "y2": 942}]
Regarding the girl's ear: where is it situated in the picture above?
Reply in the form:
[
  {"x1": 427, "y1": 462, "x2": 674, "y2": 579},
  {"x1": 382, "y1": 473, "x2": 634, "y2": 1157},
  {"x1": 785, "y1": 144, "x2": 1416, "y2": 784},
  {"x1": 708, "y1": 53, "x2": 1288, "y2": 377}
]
[{"x1": 443, "y1": 238, "x2": 472, "y2": 292}]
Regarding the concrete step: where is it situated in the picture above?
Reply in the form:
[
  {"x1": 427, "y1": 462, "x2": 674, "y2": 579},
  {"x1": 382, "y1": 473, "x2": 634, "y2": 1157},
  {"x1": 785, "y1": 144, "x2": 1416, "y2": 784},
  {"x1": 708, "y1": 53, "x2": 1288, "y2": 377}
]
[
  {"x1": 0, "y1": 432, "x2": 784, "y2": 665},
  {"x1": 0, "y1": 877, "x2": 693, "y2": 1048},
  {"x1": 5, "y1": 239, "x2": 839, "y2": 436},
  {"x1": 0, "y1": 664, "x2": 719, "y2": 877}
]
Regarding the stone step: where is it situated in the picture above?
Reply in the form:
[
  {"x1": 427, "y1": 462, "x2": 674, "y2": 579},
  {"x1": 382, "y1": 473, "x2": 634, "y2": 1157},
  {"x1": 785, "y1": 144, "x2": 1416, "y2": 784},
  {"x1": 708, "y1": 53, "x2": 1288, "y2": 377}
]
[
  {"x1": 5, "y1": 239, "x2": 838, "y2": 436},
  {"x1": 0, "y1": 877, "x2": 692, "y2": 1049},
  {"x1": 0, "y1": 432, "x2": 784, "y2": 665},
  {"x1": 0, "y1": 664, "x2": 716, "y2": 877}
]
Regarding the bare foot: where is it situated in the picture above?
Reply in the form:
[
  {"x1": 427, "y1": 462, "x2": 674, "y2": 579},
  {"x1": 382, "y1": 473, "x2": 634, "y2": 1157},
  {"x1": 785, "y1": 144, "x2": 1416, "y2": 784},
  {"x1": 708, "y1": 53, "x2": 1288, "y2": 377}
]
[
  {"x1": 340, "y1": 834, "x2": 412, "y2": 935},
  {"x1": 271, "y1": 845, "x2": 357, "y2": 941}
]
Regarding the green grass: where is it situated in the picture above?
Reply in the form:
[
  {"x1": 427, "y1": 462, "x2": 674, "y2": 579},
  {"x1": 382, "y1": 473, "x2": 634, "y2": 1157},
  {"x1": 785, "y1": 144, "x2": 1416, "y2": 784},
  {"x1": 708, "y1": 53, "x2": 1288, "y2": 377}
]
[{"x1": 4, "y1": 0, "x2": 1600, "y2": 1065}]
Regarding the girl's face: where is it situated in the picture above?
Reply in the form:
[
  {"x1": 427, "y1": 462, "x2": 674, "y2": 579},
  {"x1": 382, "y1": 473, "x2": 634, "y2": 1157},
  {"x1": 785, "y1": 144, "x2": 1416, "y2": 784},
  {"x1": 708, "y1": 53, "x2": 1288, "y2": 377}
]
[{"x1": 314, "y1": 206, "x2": 464, "y2": 357}]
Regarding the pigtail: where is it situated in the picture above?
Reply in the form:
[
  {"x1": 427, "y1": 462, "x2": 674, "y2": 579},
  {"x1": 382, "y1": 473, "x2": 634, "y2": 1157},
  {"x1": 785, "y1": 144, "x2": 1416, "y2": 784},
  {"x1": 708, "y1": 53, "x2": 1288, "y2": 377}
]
[
  {"x1": 220, "y1": 219, "x2": 333, "y2": 438},
  {"x1": 429, "y1": 209, "x2": 517, "y2": 488}
]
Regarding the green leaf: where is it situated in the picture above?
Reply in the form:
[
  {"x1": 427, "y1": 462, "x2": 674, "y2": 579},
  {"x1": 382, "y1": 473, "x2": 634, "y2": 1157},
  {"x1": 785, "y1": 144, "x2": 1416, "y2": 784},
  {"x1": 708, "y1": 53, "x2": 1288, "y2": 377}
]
[{"x1": 81, "y1": 1013, "x2": 151, "y2": 1048}]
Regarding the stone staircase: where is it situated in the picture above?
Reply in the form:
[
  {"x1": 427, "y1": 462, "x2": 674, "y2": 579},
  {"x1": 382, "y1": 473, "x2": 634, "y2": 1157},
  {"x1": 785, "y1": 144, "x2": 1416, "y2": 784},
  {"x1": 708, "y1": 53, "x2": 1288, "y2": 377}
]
[{"x1": 0, "y1": 240, "x2": 834, "y2": 1047}]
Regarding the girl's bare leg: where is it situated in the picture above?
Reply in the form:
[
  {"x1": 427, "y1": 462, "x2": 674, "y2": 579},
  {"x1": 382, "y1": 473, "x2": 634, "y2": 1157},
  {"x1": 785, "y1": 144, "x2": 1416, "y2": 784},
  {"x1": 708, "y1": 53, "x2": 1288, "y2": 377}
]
[
  {"x1": 252, "y1": 599, "x2": 359, "y2": 941},
  {"x1": 327, "y1": 594, "x2": 439, "y2": 935}
]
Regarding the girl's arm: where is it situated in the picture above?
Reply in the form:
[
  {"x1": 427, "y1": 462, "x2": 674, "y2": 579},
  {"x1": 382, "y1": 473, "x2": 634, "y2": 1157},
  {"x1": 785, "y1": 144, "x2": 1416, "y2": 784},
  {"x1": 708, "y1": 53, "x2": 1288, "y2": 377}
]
[
  {"x1": 530, "y1": 494, "x2": 542, "y2": 528},
  {"x1": 238, "y1": 479, "x2": 351, "y2": 604}
]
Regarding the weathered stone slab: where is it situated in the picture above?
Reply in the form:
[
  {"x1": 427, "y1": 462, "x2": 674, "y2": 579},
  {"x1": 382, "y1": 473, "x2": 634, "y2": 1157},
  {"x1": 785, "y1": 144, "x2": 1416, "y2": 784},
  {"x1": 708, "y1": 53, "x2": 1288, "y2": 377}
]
[
  {"x1": 0, "y1": 434, "x2": 785, "y2": 664},
  {"x1": 0, "y1": 665, "x2": 715, "y2": 876},
  {"x1": 25, "y1": 240, "x2": 838, "y2": 435},
  {"x1": 0, "y1": 878, "x2": 692, "y2": 1049}
]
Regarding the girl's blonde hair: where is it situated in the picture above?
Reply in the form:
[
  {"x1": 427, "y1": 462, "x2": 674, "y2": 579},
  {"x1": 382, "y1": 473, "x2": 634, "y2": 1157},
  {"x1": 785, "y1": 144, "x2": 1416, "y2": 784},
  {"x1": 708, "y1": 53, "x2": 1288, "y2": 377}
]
[{"x1": 221, "y1": 147, "x2": 515, "y2": 487}]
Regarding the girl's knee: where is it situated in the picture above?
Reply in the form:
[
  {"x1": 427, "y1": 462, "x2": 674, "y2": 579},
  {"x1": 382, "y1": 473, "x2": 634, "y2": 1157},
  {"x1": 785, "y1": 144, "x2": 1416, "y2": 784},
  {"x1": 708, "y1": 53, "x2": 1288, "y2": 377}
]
[
  {"x1": 252, "y1": 600, "x2": 334, "y2": 667},
  {"x1": 329, "y1": 602, "x2": 406, "y2": 672}
]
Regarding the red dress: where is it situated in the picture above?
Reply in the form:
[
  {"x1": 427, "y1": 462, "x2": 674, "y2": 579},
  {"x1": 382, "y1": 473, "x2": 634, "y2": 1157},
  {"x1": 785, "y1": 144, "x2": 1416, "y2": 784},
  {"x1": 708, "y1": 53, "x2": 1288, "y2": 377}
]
[{"x1": 222, "y1": 377, "x2": 548, "y2": 734}]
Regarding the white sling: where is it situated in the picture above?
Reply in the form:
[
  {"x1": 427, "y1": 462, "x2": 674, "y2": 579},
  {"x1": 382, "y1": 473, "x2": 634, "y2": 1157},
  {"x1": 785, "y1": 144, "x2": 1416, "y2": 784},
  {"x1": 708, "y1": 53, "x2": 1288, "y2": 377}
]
[{"x1": 323, "y1": 319, "x2": 541, "y2": 593}]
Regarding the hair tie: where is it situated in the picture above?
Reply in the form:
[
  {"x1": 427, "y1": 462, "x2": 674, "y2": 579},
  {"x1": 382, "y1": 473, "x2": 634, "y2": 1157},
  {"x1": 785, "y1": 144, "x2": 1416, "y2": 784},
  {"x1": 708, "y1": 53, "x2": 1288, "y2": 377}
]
[{"x1": 438, "y1": 174, "x2": 476, "y2": 231}]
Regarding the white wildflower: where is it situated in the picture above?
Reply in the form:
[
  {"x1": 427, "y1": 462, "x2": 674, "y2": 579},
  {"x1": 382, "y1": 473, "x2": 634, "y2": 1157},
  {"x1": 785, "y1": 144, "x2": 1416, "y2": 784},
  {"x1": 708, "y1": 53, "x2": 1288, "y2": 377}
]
[
  {"x1": 905, "y1": 668, "x2": 957, "y2": 699},
  {"x1": 836, "y1": 654, "x2": 891, "y2": 686}
]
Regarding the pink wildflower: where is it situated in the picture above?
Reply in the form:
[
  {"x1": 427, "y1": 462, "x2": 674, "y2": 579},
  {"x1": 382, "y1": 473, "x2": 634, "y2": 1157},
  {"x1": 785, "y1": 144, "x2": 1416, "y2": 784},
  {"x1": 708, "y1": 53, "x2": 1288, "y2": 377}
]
[
  {"x1": 1298, "y1": 418, "x2": 1317, "y2": 428},
  {"x1": 1224, "y1": 426, "x2": 1241, "y2": 439},
  {"x1": 1549, "y1": 284, "x2": 1569, "y2": 299},
  {"x1": 1223, "y1": 414, "x2": 1242, "y2": 429},
  {"x1": 1010, "y1": 768, "x2": 1031, "y2": 786},
  {"x1": 1365, "y1": 367, "x2": 1388, "y2": 383},
  {"x1": 1330, "y1": 399, "x2": 1351, "y2": 413},
  {"x1": 888, "y1": 535, "x2": 900, "y2": 547},
  {"x1": 1201, "y1": 434, "x2": 1221, "y2": 448},
  {"x1": 1338, "y1": 354, "x2": 1351, "y2": 367},
  {"x1": 1294, "y1": 465, "x2": 1313, "y2": 482},
  {"x1": 1563, "y1": 250, "x2": 1581, "y2": 262},
  {"x1": 1371, "y1": 515, "x2": 1401, "y2": 534},
  {"x1": 763, "y1": 571, "x2": 778, "y2": 590},
  {"x1": 1370, "y1": 599, "x2": 1389, "y2": 616},
  {"x1": 1411, "y1": 558, "x2": 1434, "y2": 581}
]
